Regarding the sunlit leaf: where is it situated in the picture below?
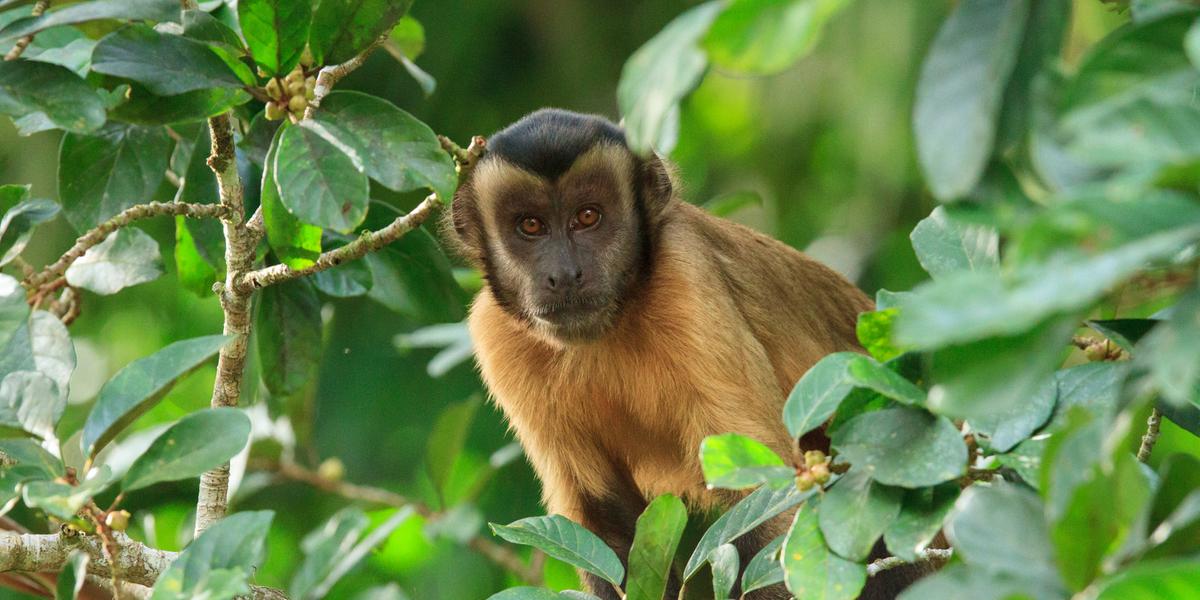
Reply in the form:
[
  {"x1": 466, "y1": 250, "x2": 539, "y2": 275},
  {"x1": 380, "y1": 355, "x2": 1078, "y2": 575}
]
[
  {"x1": 710, "y1": 543, "x2": 738, "y2": 600},
  {"x1": 490, "y1": 515, "x2": 624, "y2": 585},
  {"x1": 684, "y1": 484, "x2": 809, "y2": 579},
  {"x1": 291, "y1": 507, "x2": 371, "y2": 600},
  {"x1": 782, "y1": 497, "x2": 865, "y2": 600},
  {"x1": 122, "y1": 408, "x2": 251, "y2": 491},
  {"x1": 309, "y1": 0, "x2": 411, "y2": 65},
  {"x1": 700, "y1": 433, "x2": 792, "y2": 490},
  {"x1": 150, "y1": 510, "x2": 273, "y2": 600},
  {"x1": 910, "y1": 206, "x2": 999, "y2": 279},
  {"x1": 626, "y1": 494, "x2": 687, "y2": 600},
  {"x1": 704, "y1": 0, "x2": 850, "y2": 76},
  {"x1": 23, "y1": 466, "x2": 113, "y2": 521},
  {"x1": 65, "y1": 228, "x2": 164, "y2": 295},
  {"x1": 0, "y1": 199, "x2": 57, "y2": 266},
  {"x1": 274, "y1": 120, "x2": 369, "y2": 233},
  {"x1": 239, "y1": 0, "x2": 311, "y2": 76}
]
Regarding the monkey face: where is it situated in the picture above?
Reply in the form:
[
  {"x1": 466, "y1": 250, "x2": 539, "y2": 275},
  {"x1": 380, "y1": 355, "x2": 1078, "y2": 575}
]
[{"x1": 463, "y1": 144, "x2": 647, "y2": 342}]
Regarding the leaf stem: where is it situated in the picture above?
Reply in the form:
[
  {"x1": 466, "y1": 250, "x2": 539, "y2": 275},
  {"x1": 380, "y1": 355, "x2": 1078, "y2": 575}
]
[
  {"x1": 3, "y1": 0, "x2": 48, "y2": 61},
  {"x1": 1137, "y1": 407, "x2": 1162, "y2": 463},
  {"x1": 303, "y1": 34, "x2": 390, "y2": 120},
  {"x1": 865, "y1": 548, "x2": 952, "y2": 577}
]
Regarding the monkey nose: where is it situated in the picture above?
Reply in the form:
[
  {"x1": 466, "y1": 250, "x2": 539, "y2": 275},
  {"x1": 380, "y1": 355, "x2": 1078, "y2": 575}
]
[{"x1": 546, "y1": 268, "x2": 583, "y2": 291}]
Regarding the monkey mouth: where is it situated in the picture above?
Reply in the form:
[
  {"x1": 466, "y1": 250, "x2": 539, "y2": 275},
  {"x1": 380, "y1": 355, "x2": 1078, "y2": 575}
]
[
  {"x1": 531, "y1": 297, "x2": 610, "y2": 321},
  {"x1": 529, "y1": 296, "x2": 616, "y2": 339}
]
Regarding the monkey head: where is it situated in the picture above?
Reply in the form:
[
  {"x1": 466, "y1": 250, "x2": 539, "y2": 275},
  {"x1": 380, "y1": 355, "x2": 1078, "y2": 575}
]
[{"x1": 446, "y1": 109, "x2": 674, "y2": 342}]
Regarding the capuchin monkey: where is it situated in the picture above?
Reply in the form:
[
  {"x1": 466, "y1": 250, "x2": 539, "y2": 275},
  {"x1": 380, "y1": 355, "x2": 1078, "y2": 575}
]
[{"x1": 447, "y1": 109, "x2": 926, "y2": 599}]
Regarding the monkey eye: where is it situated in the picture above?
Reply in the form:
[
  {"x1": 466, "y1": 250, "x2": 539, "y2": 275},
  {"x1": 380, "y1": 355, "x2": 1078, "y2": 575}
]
[
  {"x1": 518, "y1": 216, "x2": 547, "y2": 236},
  {"x1": 574, "y1": 206, "x2": 601, "y2": 230}
]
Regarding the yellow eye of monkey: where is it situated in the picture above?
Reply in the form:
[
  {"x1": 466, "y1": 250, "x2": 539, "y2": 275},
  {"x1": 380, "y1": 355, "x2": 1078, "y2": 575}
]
[
  {"x1": 519, "y1": 216, "x2": 546, "y2": 236},
  {"x1": 576, "y1": 207, "x2": 601, "y2": 229}
]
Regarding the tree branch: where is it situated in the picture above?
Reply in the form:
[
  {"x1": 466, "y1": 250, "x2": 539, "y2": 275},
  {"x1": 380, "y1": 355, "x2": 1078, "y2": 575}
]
[
  {"x1": 271, "y1": 460, "x2": 544, "y2": 586},
  {"x1": 194, "y1": 112, "x2": 254, "y2": 538},
  {"x1": 303, "y1": 34, "x2": 388, "y2": 119},
  {"x1": 865, "y1": 548, "x2": 952, "y2": 577},
  {"x1": 0, "y1": 530, "x2": 286, "y2": 598},
  {"x1": 21, "y1": 202, "x2": 231, "y2": 290},
  {"x1": 3, "y1": 0, "x2": 48, "y2": 61},
  {"x1": 1137, "y1": 407, "x2": 1162, "y2": 463}
]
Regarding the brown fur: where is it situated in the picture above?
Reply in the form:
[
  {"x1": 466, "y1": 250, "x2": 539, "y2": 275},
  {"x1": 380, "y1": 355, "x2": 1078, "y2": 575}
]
[{"x1": 449, "y1": 110, "x2": 917, "y2": 598}]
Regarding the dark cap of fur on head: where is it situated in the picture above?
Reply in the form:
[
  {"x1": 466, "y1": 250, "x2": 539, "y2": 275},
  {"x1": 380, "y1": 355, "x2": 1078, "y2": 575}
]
[{"x1": 485, "y1": 109, "x2": 627, "y2": 181}]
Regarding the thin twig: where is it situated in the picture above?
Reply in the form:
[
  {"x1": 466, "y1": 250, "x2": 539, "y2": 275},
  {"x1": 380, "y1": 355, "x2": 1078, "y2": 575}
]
[
  {"x1": 1137, "y1": 407, "x2": 1162, "y2": 463},
  {"x1": 22, "y1": 202, "x2": 230, "y2": 290},
  {"x1": 866, "y1": 548, "x2": 953, "y2": 577},
  {"x1": 303, "y1": 34, "x2": 389, "y2": 119},
  {"x1": 3, "y1": 0, "x2": 48, "y2": 61},
  {"x1": 272, "y1": 460, "x2": 544, "y2": 586}
]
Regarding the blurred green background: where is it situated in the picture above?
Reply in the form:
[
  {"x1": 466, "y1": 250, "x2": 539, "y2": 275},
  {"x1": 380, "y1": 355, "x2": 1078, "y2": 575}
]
[{"x1": 3, "y1": 1, "x2": 1175, "y2": 598}]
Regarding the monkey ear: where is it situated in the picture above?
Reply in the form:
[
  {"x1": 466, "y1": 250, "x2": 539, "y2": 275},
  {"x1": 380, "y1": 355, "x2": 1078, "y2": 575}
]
[
  {"x1": 443, "y1": 183, "x2": 483, "y2": 264},
  {"x1": 637, "y1": 153, "x2": 675, "y2": 221}
]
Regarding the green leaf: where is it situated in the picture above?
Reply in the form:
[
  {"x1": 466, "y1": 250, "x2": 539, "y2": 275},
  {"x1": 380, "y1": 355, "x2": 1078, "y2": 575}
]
[
  {"x1": 0, "y1": 198, "x2": 59, "y2": 266},
  {"x1": 0, "y1": 0, "x2": 178, "y2": 42},
  {"x1": 485, "y1": 590, "x2": 560, "y2": 600},
  {"x1": 291, "y1": 507, "x2": 371, "y2": 600},
  {"x1": 262, "y1": 125, "x2": 322, "y2": 270},
  {"x1": 945, "y1": 483, "x2": 1063, "y2": 588},
  {"x1": 704, "y1": 0, "x2": 850, "y2": 76},
  {"x1": 0, "y1": 60, "x2": 105, "y2": 135},
  {"x1": 389, "y1": 15, "x2": 425, "y2": 59},
  {"x1": 122, "y1": 408, "x2": 251, "y2": 492},
  {"x1": 256, "y1": 278, "x2": 322, "y2": 397},
  {"x1": 175, "y1": 216, "x2": 218, "y2": 297},
  {"x1": 910, "y1": 206, "x2": 999, "y2": 279},
  {"x1": 699, "y1": 433, "x2": 792, "y2": 490},
  {"x1": 0, "y1": 371, "x2": 65, "y2": 441},
  {"x1": 0, "y1": 438, "x2": 64, "y2": 480},
  {"x1": 883, "y1": 484, "x2": 959, "y2": 562},
  {"x1": 58, "y1": 124, "x2": 171, "y2": 232},
  {"x1": 274, "y1": 120, "x2": 369, "y2": 233},
  {"x1": 897, "y1": 563, "x2": 1065, "y2": 600},
  {"x1": 617, "y1": 1, "x2": 723, "y2": 155},
  {"x1": 0, "y1": 274, "x2": 28, "y2": 353},
  {"x1": 1139, "y1": 288, "x2": 1200, "y2": 408},
  {"x1": 364, "y1": 226, "x2": 467, "y2": 323},
  {"x1": 1086, "y1": 319, "x2": 1159, "y2": 352},
  {"x1": 91, "y1": 25, "x2": 252, "y2": 96},
  {"x1": 782, "y1": 352, "x2": 858, "y2": 438},
  {"x1": 312, "y1": 91, "x2": 456, "y2": 201},
  {"x1": 23, "y1": 466, "x2": 113, "y2": 521},
  {"x1": 684, "y1": 484, "x2": 808, "y2": 579},
  {"x1": 238, "y1": 0, "x2": 311, "y2": 76},
  {"x1": 173, "y1": 127, "x2": 225, "y2": 295},
  {"x1": 740, "y1": 534, "x2": 784, "y2": 594},
  {"x1": 108, "y1": 84, "x2": 250, "y2": 126},
  {"x1": 626, "y1": 494, "x2": 687, "y2": 600},
  {"x1": 64, "y1": 228, "x2": 164, "y2": 295},
  {"x1": 309, "y1": 0, "x2": 412, "y2": 65},
  {"x1": 425, "y1": 396, "x2": 480, "y2": 499},
  {"x1": 782, "y1": 497, "x2": 866, "y2": 600},
  {"x1": 913, "y1": 0, "x2": 1029, "y2": 201},
  {"x1": 306, "y1": 508, "x2": 415, "y2": 599},
  {"x1": 182, "y1": 9, "x2": 246, "y2": 50},
  {"x1": 1092, "y1": 559, "x2": 1200, "y2": 600},
  {"x1": 702, "y1": 190, "x2": 760, "y2": 218},
  {"x1": 312, "y1": 237, "x2": 373, "y2": 297},
  {"x1": 831, "y1": 407, "x2": 966, "y2": 488},
  {"x1": 709, "y1": 543, "x2": 738, "y2": 600},
  {"x1": 855, "y1": 308, "x2": 902, "y2": 362},
  {"x1": 55, "y1": 550, "x2": 88, "y2": 600},
  {"x1": 967, "y1": 374, "x2": 1056, "y2": 453},
  {"x1": 490, "y1": 515, "x2": 625, "y2": 585},
  {"x1": 818, "y1": 467, "x2": 903, "y2": 561},
  {"x1": 354, "y1": 584, "x2": 411, "y2": 600},
  {"x1": 844, "y1": 355, "x2": 925, "y2": 406},
  {"x1": 1142, "y1": 454, "x2": 1200, "y2": 560},
  {"x1": 81, "y1": 334, "x2": 231, "y2": 457},
  {"x1": 150, "y1": 510, "x2": 273, "y2": 600},
  {"x1": 994, "y1": 0, "x2": 1071, "y2": 151}
]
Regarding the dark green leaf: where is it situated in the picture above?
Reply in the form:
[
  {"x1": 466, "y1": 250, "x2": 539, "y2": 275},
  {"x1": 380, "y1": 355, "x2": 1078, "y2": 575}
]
[
  {"x1": 684, "y1": 484, "x2": 808, "y2": 579},
  {"x1": 291, "y1": 507, "x2": 371, "y2": 600},
  {"x1": 309, "y1": 0, "x2": 411, "y2": 65},
  {"x1": 910, "y1": 206, "x2": 998, "y2": 279},
  {"x1": 238, "y1": 0, "x2": 311, "y2": 76},
  {"x1": 108, "y1": 83, "x2": 250, "y2": 125},
  {"x1": 262, "y1": 125, "x2": 322, "y2": 269},
  {"x1": 0, "y1": 198, "x2": 59, "y2": 266},
  {"x1": 740, "y1": 534, "x2": 784, "y2": 594},
  {"x1": 313, "y1": 237, "x2": 373, "y2": 297},
  {"x1": 274, "y1": 120, "x2": 369, "y2": 233},
  {"x1": 831, "y1": 407, "x2": 966, "y2": 488},
  {"x1": 709, "y1": 543, "x2": 738, "y2": 600},
  {"x1": 897, "y1": 563, "x2": 1065, "y2": 600},
  {"x1": 945, "y1": 483, "x2": 1063, "y2": 588},
  {"x1": 883, "y1": 484, "x2": 959, "y2": 562},
  {"x1": 967, "y1": 375, "x2": 1056, "y2": 453},
  {"x1": 312, "y1": 91, "x2": 456, "y2": 201},
  {"x1": 994, "y1": 0, "x2": 1071, "y2": 151},
  {"x1": 844, "y1": 355, "x2": 925, "y2": 406},
  {"x1": 1092, "y1": 559, "x2": 1200, "y2": 600},
  {"x1": 81, "y1": 334, "x2": 231, "y2": 457},
  {"x1": 782, "y1": 352, "x2": 857, "y2": 438},
  {"x1": 626, "y1": 494, "x2": 687, "y2": 600},
  {"x1": 58, "y1": 124, "x2": 171, "y2": 232},
  {"x1": 913, "y1": 0, "x2": 1029, "y2": 200},
  {"x1": 55, "y1": 550, "x2": 88, "y2": 600},
  {"x1": 1159, "y1": 400, "x2": 1200, "y2": 438},
  {"x1": 0, "y1": 0, "x2": 177, "y2": 42},
  {"x1": 182, "y1": 9, "x2": 245, "y2": 50},
  {"x1": 364, "y1": 226, "x2": 467, "y2": 323},
  {"x1": 818, "y1": 467, "x2": 902, "y2": 561},
  {"x1": 91, "y1": 25, "x2": 252, "y2": 96},
  {"x1": 256, "y1": 278, "x2": 322, "y2": 397},
  {"x1": 122, "y1": 408, "x2": 251, "y2": 491},
  {"x1": 703, "y1": 0, "x2": 850, "y2": 76},
  {"x1": 425, "y1": 397, "x2": 480, "y2": 499},
  {"x1": 0, "y1": 438, "x2": 64, "y2": 480},
  {"x1": 1087, "y1": 319, "x2": 1160, "y2": 352},
  {"x1": 64, "y1": 228, "x2": 163, "y2": 295},
  {"x1": 149, "y1": 510, "x2": 273, "y2": 600},
  {"x1": 699, "y1": 433, "x2": 792, "y2": 490},
  {"x1": 617, "y1": 1, "x2": 722, "y2": 155},
  {"x1": 1143, "y1": 454, "x2": 1200, "y2": 559},
  {"x1": 0, "y1": 59, "x2": 105, "y2": 135},
  {"x1": 490, "y1": 515, "x2": 624, "y2": 585},
  {"x1": 782, "y1": 497, "x2": 866, "y2": 600},
  {"x1": 1139, "y1": 288, "x2": 1200, "y2": 407},
  {"x1": 1049, "y1": 362, "x2": 1127, "y2": 428}
]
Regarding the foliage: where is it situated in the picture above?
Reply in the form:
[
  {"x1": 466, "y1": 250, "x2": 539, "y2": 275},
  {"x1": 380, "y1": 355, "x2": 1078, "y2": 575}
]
[{"x1": 0, "y1": 0, "x2": 1198, "y2": 598}]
